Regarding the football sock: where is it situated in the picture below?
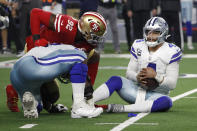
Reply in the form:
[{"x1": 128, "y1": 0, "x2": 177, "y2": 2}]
[
  {"x1": 87, "y1": 61, "x2": 99, "y2": 85},
  {"x1": 93, "y1": 83, "x2": 110, "y2": 102},
  {"x1": 93, "y1": 76, "x2": 122, "y2": 102},
  {"x1": 70, "y1": 63, "x2": 88, "y2": 104},
  {"x1": 124, "y1": 100, "x2": 153, "y2": 112},
  {"x1": 72, "y1": 83, "x2": 85, "y2": 104},
  {"x1": 186, "y1": 21, "x2": 192, "y2": 36}
]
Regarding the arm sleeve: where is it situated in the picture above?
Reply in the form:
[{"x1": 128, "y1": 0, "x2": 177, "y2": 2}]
[
  {"x1": 30, "y1": 8, "x2": 52, "y2": 35},
  {"x1": 126, "y1": 55, "x2": 138, "y2": 82},
  {"x1": 160, "y1": 62, "x2": 179, "y2": 90}
]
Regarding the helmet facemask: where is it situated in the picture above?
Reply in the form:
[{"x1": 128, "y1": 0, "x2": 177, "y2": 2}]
[
  {"x1": 86, "y1": 33, "x2": 105, "y2": 45},
  {"x1": 143, "y1": 17, "x2": 169, "y2": 47}
]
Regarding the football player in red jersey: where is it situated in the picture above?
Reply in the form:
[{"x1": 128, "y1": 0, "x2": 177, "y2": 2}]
[{"x1": 6, "y1": 8, "x2": 107, "y2": 113}]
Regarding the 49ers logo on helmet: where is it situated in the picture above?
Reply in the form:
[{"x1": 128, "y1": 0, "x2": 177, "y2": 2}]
[{"x1": 90, "y1": 22, "x2": 100, "y2": 32}]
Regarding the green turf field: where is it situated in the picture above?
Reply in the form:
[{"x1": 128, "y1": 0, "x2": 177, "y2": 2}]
[{"x1": 0, "y1": 43, "x2": 197, "y2": 131}]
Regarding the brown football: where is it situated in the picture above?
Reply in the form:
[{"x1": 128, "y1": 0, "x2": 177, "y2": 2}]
[{"x1": 142, "y1": 78, "x2": 159, "y2": 91}]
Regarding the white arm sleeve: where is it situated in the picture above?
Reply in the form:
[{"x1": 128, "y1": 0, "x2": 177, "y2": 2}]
[
  {"x1": 160, "y1": 62, "x2": 179, "y2": 90},
  {"x1": 126, "y1": 56, "x2": 138, "y2": 82}
]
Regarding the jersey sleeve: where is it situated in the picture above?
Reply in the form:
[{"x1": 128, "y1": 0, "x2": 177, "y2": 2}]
[
  {"x1": 54, "y1": 14, "x2": 77, "y2": 33},
  {"x1": 161, "y1": 43, "x2": 182, "y2": 64},
  {"x1": 169, "y1": 48, "x2": 182, "y2": 64},
  {"x1": 129, "y1": 40, "x2": 141, "y2": 60},
  {"x1": 30, "y1": 8, "x2": 52, "y2": 35},
  {"x1": 126, "y1": 54, "x2": 138, "y2": 82},
  {"x1": 159, "y1": 62, "x2": 179, "y2": 90},
  {"x1": 126, "y1": 39, "x2": 144, "y2": 81}
]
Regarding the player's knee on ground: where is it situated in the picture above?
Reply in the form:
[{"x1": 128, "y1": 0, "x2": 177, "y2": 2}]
[
  {"x1": 105, "y1": 76, "x2": 122, "y2": 95},
  {"x1": 151, "y1": 96, "x2": 172, "y2": 112},
  {"x1": 70, "y1": 63, "x2": 88, "y2": 83}
]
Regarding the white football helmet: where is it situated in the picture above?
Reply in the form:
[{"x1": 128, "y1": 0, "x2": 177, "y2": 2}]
[
  {"x1": 78, "y1": 12, "x2": 107, "y2": 45},
  {"x1": 143, "y1": 17, "x2": 169, "y2": 47}
]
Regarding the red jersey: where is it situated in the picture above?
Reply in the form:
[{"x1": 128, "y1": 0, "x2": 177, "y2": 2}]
[
  {"x1": 25, "y1": 8, "x2": 100, "y2": 85},
  {"x1": 27, "y1": 8, "x2": 95, "y2": 52}
]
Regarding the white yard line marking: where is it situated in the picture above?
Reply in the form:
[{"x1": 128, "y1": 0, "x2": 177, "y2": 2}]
[
  {"x1": 100, "y1": 54, "x2": 197, "y2": 59},
  {"x1": 184, "y1": 97, "x2": 197, "y2": 99},
  {"x1": 95, "y1": 123, "x2": 121, "y2": 125},
  {"x1": 0, "y1": 53, "x2": 197, "y2": 68},
  {"x1": 0, "y1": 53, "x2": 197, "y2": 69},
  {"x1": 171, "y1": 89, "x2": 197, "y2": 101},
  {"x1": 19, "y1": 124, "x2": 38, "y2": 129},
  {"x1": 179, "y1": 74, "x2": 197, "y2": 78},
  {"x1": 0, "y1": 59, "x2": 17, "y2": 68},
  {"x1": 110, "y1": 88, "x2": 197, "y2": 131},
  {"x1": 95, "y1": 122, "x2": 158, "y2": 126},
  {"x1": 132, "y1": 123, "x2": 158, "y2": 126}
]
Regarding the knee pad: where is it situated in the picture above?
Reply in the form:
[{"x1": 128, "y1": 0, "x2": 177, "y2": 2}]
[
  {"x1": 151, "y1": 96, "x2": 172, "y2": 112},
  {"x1": 70, "y1": 63, "x2": 88, "y2": 83},
  {"x1": 105, "y1": 76, "x2": 122, "y2": 95}
]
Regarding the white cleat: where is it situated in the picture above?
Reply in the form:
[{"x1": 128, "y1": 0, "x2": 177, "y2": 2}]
[
  {"x1": 71, "y1": 101, "x2": 103, "y2": 118},
  {"x1": 22, "y1": 92, "x2": 38, "y2": 118},
  {"x1": 187, "y1": 45, "x2": 194, "y2": 50},
  {"x1": 187, "y1": 44, "x2": 194, "y2": 50},
  {"x1": 86, "y1": 98, "x2": 95, "y2": 108}
]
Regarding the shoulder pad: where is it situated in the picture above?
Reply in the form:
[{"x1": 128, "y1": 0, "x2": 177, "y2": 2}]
[
  {"x1": 161, "y1": 42, "x2": 182, "y2": 64},
  {"x1": 135, "y1": 39, "x2": 145, "y2": 43},
  {"x1": 130, "y1": 39, "x2": 145, "y2": 59}
]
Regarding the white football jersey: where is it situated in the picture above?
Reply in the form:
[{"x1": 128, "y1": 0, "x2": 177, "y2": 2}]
[
  {"x1": 130, "y1": 39, "x2": 181, "y2": 76},
  {"x1": 129, "y1": 39, "x2": 182, "y2": 94}
]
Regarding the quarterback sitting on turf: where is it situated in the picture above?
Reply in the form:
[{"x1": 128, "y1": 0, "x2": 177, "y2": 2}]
[{"x1": 93, "y1": 17, "x2": 182, "y2": 113}]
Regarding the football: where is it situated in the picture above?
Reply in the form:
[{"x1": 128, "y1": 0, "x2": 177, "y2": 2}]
[{"x1": 141, "y1": 78, "x2": 159, "y2": 91}]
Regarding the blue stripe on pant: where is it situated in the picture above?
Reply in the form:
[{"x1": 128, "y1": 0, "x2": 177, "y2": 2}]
[{"x1": 10, "y1": 50, "x2": 86, "y2": 102}]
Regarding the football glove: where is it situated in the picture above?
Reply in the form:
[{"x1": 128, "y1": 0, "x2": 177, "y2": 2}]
[{"x1": 34, "y1": 38, "x2": 49, "y2": 47}]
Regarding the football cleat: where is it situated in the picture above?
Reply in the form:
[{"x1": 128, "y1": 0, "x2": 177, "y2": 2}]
[
  {"x1": 48, "y1": 104, "x2": 68, "y2": 113},
  {"x1": 187, "y1": 44, "x2": 194, "y2": 50},
  {"x1": 6, "y1": 84, "x2": 20, "y2": 112},
  {"x1": 71, "y1": 100, "x2": 103, "y2": 118},
  {"x1": 22, "y1": 92, "x2": 38, "y2": 118},
  {"x1": 86, "y1": 98, "x2": 95, "y2": 108},
  {"x1": 106, "y1": 104, "x2": 124, "y2": 113}
]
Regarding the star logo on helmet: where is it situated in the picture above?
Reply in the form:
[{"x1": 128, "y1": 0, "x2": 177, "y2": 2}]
[{"x1": 90, "y1": 22, "x2": 100, "y2": 32}]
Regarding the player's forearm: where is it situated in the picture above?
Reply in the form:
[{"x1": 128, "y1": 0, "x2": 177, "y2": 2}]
[
  {"x1": 87, "y1": 51, "x2": 100, "y2": 85},
  {"x1": 30, "y1": 8, "x2": 52, "y2": 36},
  {"x1": 160, "y1": 63, "x2": 179, "y2": 90},
  {"x1": 126, "y1": 56, "x2": 138, "y2": 82},
  {"x1": 126, "y1": 70, "x2": 138, "y2": 82}
]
